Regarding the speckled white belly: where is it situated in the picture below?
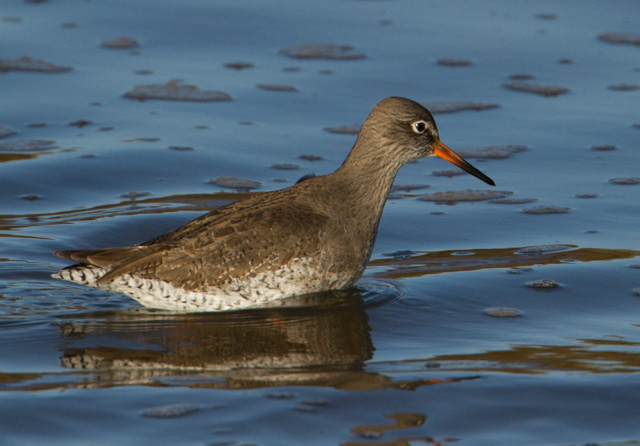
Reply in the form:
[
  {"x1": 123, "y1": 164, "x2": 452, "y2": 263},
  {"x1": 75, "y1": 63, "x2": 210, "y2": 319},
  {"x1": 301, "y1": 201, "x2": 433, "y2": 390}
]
[{"x1": 52, "y1": 257, "x2": 347, "y2": 312}]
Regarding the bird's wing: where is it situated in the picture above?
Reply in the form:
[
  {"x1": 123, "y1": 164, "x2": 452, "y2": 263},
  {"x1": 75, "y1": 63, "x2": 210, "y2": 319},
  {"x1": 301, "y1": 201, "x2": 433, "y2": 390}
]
[
  {"x1": 58, "y1": 192, "x2": 331, "y2": 291},
  {"x1": 54, "y1": 191, "x2": 272, "y2": 267}
]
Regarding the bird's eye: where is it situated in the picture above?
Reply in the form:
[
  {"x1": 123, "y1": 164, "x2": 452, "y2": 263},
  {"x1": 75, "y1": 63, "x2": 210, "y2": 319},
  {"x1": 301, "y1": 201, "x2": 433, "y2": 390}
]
[{"x1": 412, "y1": 120, "x2": 428, "y2": 134}]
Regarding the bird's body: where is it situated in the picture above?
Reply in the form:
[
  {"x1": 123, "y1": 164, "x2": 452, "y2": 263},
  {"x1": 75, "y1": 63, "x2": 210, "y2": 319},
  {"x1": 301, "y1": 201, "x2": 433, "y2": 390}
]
[{"x1": 53, "y1": 97, "x2": 494, "y2": 311}]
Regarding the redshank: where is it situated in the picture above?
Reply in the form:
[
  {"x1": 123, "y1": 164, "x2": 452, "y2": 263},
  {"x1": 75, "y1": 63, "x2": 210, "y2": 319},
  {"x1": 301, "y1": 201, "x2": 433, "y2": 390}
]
[{"x1": 53, "y1": 97, "x2": 495, "y2": 311}]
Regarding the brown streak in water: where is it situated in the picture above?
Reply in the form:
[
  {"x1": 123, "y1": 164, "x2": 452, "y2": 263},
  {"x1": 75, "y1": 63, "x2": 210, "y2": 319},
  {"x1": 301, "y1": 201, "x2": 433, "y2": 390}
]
[
  {"x1": 369, "y1": 247, "x2": 640, "y2": 279},
  {"x1": 422, "y1": 339, "x2": 640, "y2": 375},
  {"x1": 349, "y1": 412, "x2": 426, "y2": 435},
  {"x1": 0, "y1": 153, "x2": 40, "y2": 163}
]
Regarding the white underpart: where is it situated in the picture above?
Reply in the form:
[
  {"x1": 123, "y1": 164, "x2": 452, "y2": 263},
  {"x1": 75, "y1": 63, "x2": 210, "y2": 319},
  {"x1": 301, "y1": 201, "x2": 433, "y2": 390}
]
[{"x1": 52, "y1": 257, "x2": 344, "y2": 312}]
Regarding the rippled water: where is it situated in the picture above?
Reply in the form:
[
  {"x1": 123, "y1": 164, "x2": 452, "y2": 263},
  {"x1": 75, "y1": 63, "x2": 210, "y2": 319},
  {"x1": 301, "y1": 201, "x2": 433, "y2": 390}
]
[{"x1": 2, "y1": 0, "x2": 640, "y2": 445}]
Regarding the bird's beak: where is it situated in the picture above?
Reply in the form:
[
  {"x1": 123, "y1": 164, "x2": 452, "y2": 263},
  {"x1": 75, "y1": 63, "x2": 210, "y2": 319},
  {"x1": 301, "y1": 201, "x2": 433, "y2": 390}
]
[{"x1": 432, "y1": 140, "x2": 495, "y2": 186}]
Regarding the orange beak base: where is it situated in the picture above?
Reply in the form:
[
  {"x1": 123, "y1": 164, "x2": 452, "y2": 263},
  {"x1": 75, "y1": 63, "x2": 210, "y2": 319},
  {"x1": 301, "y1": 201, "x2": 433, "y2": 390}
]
[{"x1": 433, "y1": 141, "x2": 495, "y2": 186}]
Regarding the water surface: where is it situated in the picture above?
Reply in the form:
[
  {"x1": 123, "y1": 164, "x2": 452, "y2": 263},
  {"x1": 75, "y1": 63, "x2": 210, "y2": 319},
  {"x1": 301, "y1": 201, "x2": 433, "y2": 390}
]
[{"x1": 1, "y1": 0, "x2": 640, "y2": 444}]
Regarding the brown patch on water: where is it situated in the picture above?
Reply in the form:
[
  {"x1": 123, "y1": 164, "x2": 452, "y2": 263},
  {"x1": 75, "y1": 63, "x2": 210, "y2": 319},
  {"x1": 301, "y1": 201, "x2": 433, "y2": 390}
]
[
  {"x1": 271, "y1": 163, "x2": 300, "y2": 170},
  {"x1": 432, "y1": 170, "x2": 466, "y2": 178},
  {"x1": 504, "y1": 82, "x2": 570, "y2": 97},
  {"x1": 528, "y1": 279, "x2": 561, "y2": 290},
  {"x1": 456, "y1": 145, "x2": 528, "y2": 159},
  {"x1": 437, "y1": 58, "x2": 472, "y2": 67},
  {"x1": 509, "y1": 74, "x2": 534, "y2": 80},
  {"x1": 423, "y1": 101, "x2": 500, "y2": 114},
  {"x1": 20, "y1": 194, "x2": 41, "y2": 201},
  {"x1": 123, "y1": 81, "x2": 232, "y2": 102},
  {"x1": 257, "y1": 84, "x2": 298, "y2": 92},
  {"x1": 68, "y1": 119, "x2": 92, "y2": 128},
  {"x1": 597, "y1": 32, "x2": 640, "y2": 46},
  {"x1": 490, "y1": 197, "x2": 538, "y2": 204},
  {"x1": 224, "y1": 62, "x2": 254, "y2": 70},
  {"x1": 609, "y1": 177, "x2": 640, "y2": 185},
  {"x1": 209, "y1": 177, "x2": 261, "y2": 190},
  {"x1": 169, "y1": 146, "x2": 194, "y2": 151},
  {"x1": 101, "y1": 36, "x2": 139, "y2": 49},
  {"x1": 122, "y1": 138, "x2": 161, "y2": 143},
  {"x1": 485, "y1": 307, "x2": 523, "y2": 318},
  {"x1": 324, "y1": 125, "x2": 360, "y2": 135},
  {"x1": 280, "y1": 44, "x2": 366, "y2": 60},
  {"x1": 299, "y1": 154, "x2": 323, "y2": 161},
  {"x1": 523, "y1": 206, "x2": 571, "y2": 214},
  {"x1": 350, "y1": 413, "x2": 426, "y2": 438},
  {"x1": 419, "y1": 189, "x2": 512, "y2": 202},
  {"x1": 592, "y1": 145, "x2": 617, "y2": 151},
  {"x1": 575, "y1": 193, "x2": 599, "y2": 199},
  {"x1": 265, "y1": 391, "x2": 295, "y2": 400},
  {"x1": 608, "y1": 84, "x2": 640, "y2": 91},
  {"x1": 0, "y1": 56, "x2": 72, "y2": 73}
]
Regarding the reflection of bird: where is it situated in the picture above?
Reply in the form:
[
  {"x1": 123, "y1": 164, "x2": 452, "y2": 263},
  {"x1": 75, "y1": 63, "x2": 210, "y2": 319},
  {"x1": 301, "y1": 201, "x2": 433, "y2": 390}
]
[
  {"x1": 53, "y1": 97, "x2": 494, "y2": 311},
  {"x1": 58, "y1": 292, "x2": 375, "y2": 388}
]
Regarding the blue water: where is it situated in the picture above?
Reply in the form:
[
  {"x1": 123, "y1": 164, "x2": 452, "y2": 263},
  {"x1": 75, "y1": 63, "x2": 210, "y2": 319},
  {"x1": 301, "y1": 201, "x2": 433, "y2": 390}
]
[{"x1": 1, "y1": 0, "x2": 640, "y2": 444}]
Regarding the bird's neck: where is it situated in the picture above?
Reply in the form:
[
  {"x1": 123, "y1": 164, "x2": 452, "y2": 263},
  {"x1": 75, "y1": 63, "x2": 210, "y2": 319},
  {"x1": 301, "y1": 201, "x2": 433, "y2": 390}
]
[
  {"x1": 311, "y1": 137, "x2": 404, "y2": 268},
  {"x1": 331, "y1": 137, "x2": 404, "y2": 223}
]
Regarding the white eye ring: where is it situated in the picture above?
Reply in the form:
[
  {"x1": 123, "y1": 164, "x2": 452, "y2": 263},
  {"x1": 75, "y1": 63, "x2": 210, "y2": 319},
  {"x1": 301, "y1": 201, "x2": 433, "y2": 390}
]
[{"x1": 412, "y1": 120, "x2": 428, "y2": 134}]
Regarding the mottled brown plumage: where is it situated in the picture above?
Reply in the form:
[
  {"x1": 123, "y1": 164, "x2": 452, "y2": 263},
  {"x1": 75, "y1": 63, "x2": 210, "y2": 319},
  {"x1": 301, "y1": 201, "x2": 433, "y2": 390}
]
[{"x1": 53, "y1": 97, "x2": 494, "y2": 311}]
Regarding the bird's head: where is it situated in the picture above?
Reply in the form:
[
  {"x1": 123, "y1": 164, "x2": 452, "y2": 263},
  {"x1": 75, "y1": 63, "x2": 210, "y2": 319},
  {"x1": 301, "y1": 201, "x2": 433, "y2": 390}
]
[{"x1": 361, "y1": 97, "x2": 495, "y2": 186}]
